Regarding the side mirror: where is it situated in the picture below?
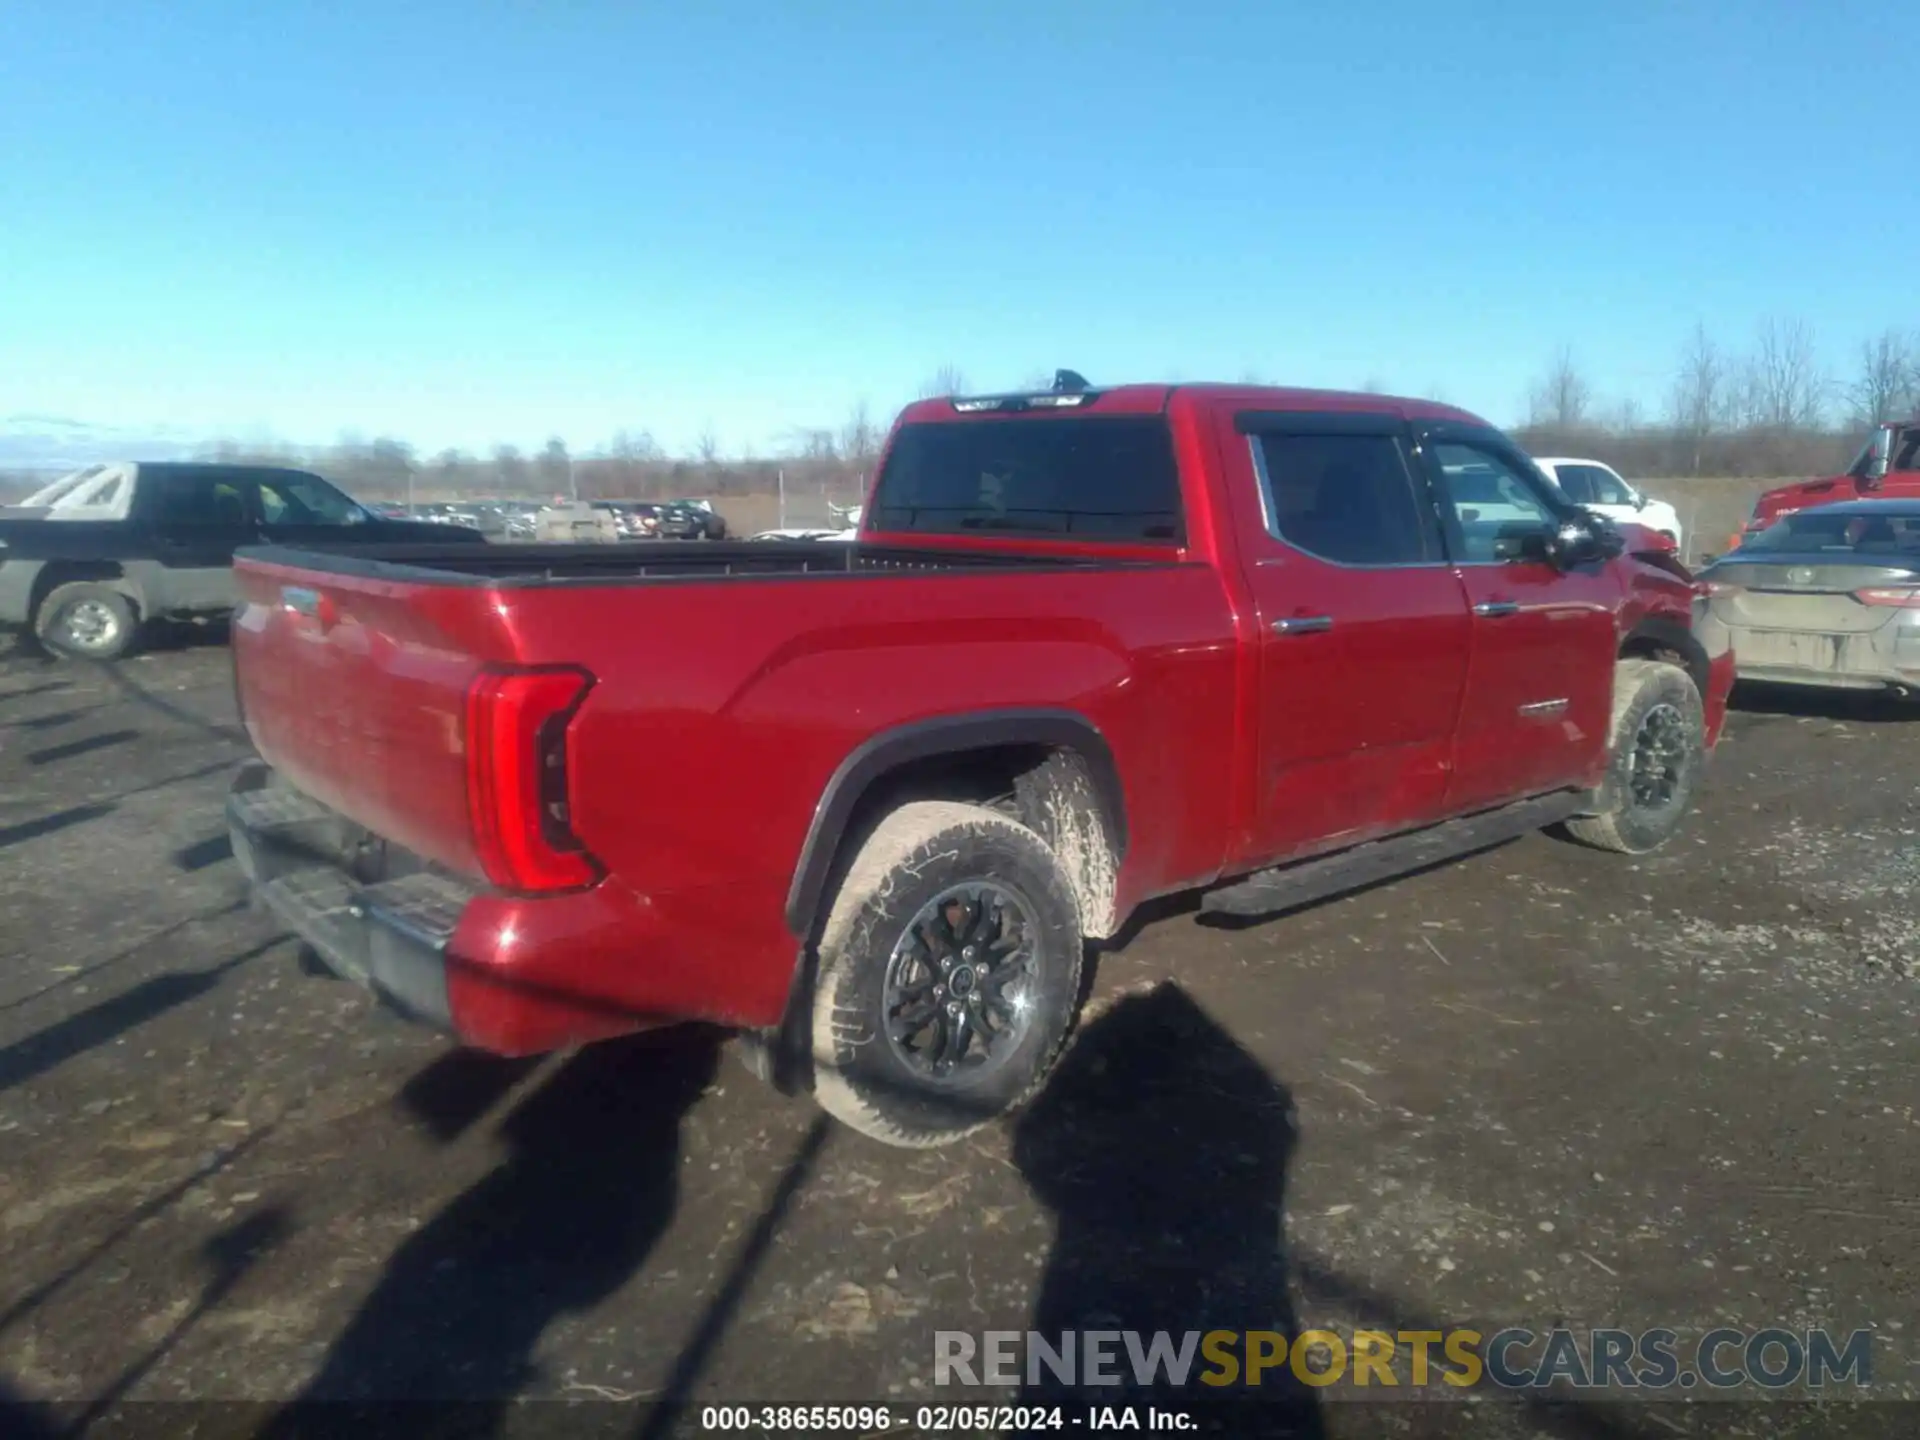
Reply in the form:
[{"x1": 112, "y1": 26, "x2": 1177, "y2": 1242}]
[
  {"x1": 1492, "y1": 524, "x2": 1556, "y2": 564},
  {"x1": 1549, "y1": 514, "x2": 1625, "y2": 568},
  {"x1": 1634, "y1": 491, "x2": 1649, "y2": 510},
  {"x1": 1859, "y1": 428, "x2": 1893, "y2": 489}
]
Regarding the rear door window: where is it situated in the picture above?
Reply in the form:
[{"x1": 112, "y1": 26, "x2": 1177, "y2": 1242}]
[
  {"x1": 149, "y1": 471, "x2": 252, "y2": 529},
  {"x1": 868, "y1": 417, "x2": 1184, "y2": 543},
  {"x1": 1253, "y1": 431, "x2": 1439, "y2": 566}
]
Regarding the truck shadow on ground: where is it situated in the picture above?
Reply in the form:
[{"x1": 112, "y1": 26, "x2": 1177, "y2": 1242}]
[
  {"x1": 1013, "y1": 981, "x2": 1324, "y2": 1436},
  {"x1": 263, "y1": 1027, "x2": 723, "y2": 1432}
]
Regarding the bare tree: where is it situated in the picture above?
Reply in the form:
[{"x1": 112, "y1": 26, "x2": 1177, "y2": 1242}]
[
  {"x1": 1751, "y1": 317, "x2": 1826, "y2": 431},
  {"x1": 1605, "y1": 396, "x2": 1645, "y2": 433},
  {"x1": 1667, "y1": 323, "x2": 1723, "y2": 473},
  {"x1": 839, "y1": 400, "x2": 880, "y2": 468},
  {"x1": 1357, "y1": 375, "x2": 1389, "y2": 395},
  {"x1": 1847, "y1": 329, "x2": 1914, "y2": 427},
  {"x1": 917, "y1": 364, "x2": 968, "y2": 399},
  {"x1": 1527, "y1": 346, "x2": 1593, "y2": 429},
  {"x1": 535, "y1": 436, "x2": 571, "y2": 495},
  {"x1": 492, "y1": 444, "x2": 527, "y2": 492},
  {"x1": 609, "y1": 428, "x2": 662, "y2": 463},
  {"x1": 695, "y1": 425, "x2": 720, "y2": 466}
]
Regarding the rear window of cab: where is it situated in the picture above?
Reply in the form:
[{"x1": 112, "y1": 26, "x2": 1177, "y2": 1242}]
[{"x1": 867, "y1": 417, "x2": 1184, "y2": 544}]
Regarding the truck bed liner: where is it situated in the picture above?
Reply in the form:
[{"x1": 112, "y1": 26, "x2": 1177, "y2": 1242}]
[{"x1": 234, "y1": 539, "x2": 1177, "y2": 588}]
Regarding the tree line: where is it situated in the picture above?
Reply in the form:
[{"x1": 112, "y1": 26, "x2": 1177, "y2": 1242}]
[
  {"x1": 1513, "y1": 320, "x2": 1918, "y2": 480},
  {"x1": 9, "y1": 338, "x2": 1915, "y2": 508}
]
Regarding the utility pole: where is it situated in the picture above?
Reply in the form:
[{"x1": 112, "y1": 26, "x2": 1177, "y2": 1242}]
[{"x1": 568, "y1": 456, "x2": 578, "y2": 503}]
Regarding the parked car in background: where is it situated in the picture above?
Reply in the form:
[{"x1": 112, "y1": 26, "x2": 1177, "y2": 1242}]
[
  {"x1": 668, "y1": 499, "x2": 729, "y2": 539},
  {"x1": 226, "y1": 374, "x2": 1732, "y2": 1148},
  {"x1": 589, "y1": 500, "x2": 654, "y2": 539},
  {"x1": 1695, "y1": 498, "x2": 1920, "y2": 698},
  {"x1": 652, "y1": 502, "x2": 708, "y2": 540},
  {"x1": 749, "y1": 526, "x2": 850, "y2": 541},
  {"x1": 0, "y1": 461, "x2": 485, "y2": 659},
  {"x1": 1534, "y1": 457, "x2": 1684, "y2": 553},
  {"x1": 1729, "y1": 418, "x2": 1920, "y2": 551}
]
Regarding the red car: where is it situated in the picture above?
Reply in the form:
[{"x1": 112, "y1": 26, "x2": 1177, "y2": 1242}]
[
  {"x1": 1729, "y1": 418, "x2": 1920, "y2": 550},
  {"x1": 227, "y1": 375, "x2": 1733, "y2": 1146}
]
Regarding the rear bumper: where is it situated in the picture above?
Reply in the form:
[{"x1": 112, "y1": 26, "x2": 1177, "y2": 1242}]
[
  {"x1": 1722, "y1": 622, "x2": 1920, "y2": 694},
  {"x1": 227, "y1": 762, "x2": 684, "y2": 1056},
  {"x1": 229, "y1": 767, "x2": 462, "y2": 1030}
]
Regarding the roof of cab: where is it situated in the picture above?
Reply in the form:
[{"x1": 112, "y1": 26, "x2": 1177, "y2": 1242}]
[{"x1": 895, "y1": 382, "x2": 1490, "y2": 428}]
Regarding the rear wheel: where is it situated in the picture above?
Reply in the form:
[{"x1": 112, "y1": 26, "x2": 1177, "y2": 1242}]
[
  {"x1": 34, "y1": 582, "x2": 138, "y2": 661},
  {"x1": 807, "y1": 801, "x2": 1083, "y2": 1147},
  {"x1": 1564, "y1": 658, "x2": 1705, "y2": 854}
]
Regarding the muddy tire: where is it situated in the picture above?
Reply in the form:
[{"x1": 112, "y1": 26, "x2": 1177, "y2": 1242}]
[
  {"x1": 34, "y1": 582, "x2": 138, "y2": 661},
  {"x1": 808, "y1": 800, "x2": 1084, "y2": 1148},
  {"x1": 1564, "y1": 658, "x2": 1705, "y2": 855}
]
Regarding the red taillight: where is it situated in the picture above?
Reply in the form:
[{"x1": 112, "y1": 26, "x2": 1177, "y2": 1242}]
[
  {"x1": 1853, "y1": 588, "x2": 1920, "y2": 608},
  {"x1": 463, "y1": 665, "x2": 601, "y2": 893}
]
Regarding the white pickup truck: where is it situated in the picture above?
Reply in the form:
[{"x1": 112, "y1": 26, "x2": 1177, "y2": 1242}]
[{"x1": 1533, "y1": 457, "x2": 1684, "y2": 554}]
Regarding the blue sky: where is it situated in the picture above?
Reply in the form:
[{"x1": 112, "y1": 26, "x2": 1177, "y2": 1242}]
[{"x1": 0, "y1": 0, "x2": 1910, "y2": 460}]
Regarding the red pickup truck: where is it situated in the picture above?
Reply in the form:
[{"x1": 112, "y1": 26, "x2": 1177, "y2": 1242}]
[
  {"x1": 227, "y1": 377, "x2": 1734, "y2": 1147},
  {"x1": 1728, "y1": 418, "x2": 1920, "y2": 550}
]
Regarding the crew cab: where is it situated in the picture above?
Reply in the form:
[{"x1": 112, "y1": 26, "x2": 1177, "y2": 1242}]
[
  {"x1": 0, "y1": 461, "x2": 483, "y2": 660},
  {"x1": 1729, "y1": 419, "x2": 1920, "y2": 550},
  {"x1": 225, "y1": 376, "x2": 1734, "y2": 1147}
]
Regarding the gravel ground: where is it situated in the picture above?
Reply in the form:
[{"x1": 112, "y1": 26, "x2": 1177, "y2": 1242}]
[{"x1": 0, "y1": 641, "x2": 1915, "y2": 1439}]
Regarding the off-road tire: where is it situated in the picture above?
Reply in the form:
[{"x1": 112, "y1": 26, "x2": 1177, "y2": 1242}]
[
  {"x1": 808, "y1": 800, "x2": 1083, "y2": 1148},
  {"x1": 34, "y1": 582, "x2": 138, "y2": 661},
  {"x1": 1564, "y1": 658, "x2": 1705, "y2": 854}
]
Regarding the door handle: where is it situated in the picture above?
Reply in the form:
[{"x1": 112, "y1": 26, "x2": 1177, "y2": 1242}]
[
  {"x1": 1271, "y1": 615, "x2": 1333, "y2": 634},
  {"x1": 1473, "y1": 600, "x2": 1520, "y2": 617}
]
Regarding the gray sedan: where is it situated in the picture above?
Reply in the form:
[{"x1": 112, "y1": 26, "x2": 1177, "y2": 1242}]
[{"x1": 1695, "y1": 499, "x2": 1920, "y2": 697}]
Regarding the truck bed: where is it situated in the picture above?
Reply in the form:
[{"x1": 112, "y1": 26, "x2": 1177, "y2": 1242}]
[{"x1": 229, "y1": 537, "x2": 1226, "y2": 921}]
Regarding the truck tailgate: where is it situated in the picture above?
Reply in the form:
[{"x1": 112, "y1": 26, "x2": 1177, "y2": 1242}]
[{"x1": 232, "y1": 552, "x2": 509, "y2": 878}]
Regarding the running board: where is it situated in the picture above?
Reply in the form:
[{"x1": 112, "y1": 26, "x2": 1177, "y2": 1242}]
[{"x1": 1200, "y1": 789, "x2": 1590, "y2": 920}]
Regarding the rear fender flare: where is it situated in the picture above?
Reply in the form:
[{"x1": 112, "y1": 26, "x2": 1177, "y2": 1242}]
[{"x1": 783, "y1": 708, "x2": 1128, "y2": 941}]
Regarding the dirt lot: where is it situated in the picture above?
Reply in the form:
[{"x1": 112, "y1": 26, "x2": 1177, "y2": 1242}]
[{"x1": 1, "y1": 639, "x2": 1915, "y2": 1438}]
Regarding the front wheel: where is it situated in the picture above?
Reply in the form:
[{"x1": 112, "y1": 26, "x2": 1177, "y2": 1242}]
[
  {"x1": 1564, "y1": 658, "x2": 1705, "y2": 854},
  {"x1": 808, "y1": 801, "x2": 1084, "y2": 1147}
]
